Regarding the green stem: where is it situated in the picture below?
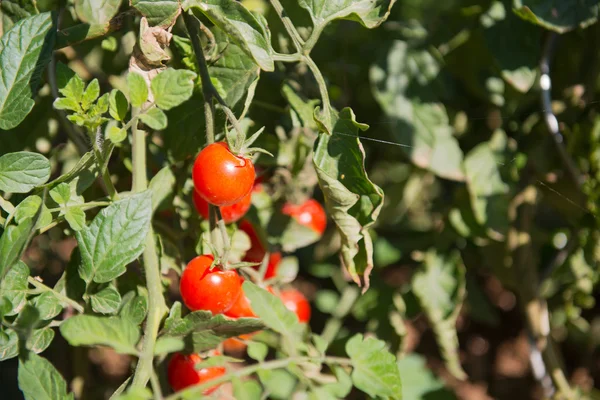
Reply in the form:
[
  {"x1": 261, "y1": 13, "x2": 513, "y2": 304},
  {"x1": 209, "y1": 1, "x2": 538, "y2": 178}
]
[
  {"x1": 184, "y1": 12, "x2": 216, "y2": 145},
  {"x1": 303, "y1": 55, "x2": 332, "y2": 129},
  {"x1": 130, "y1": 108, "x2": 168, "y2": 389},
  {"x1": 215, "y1": 208, "x2": 231, "y2": 266},
  {"x1": 164, "y1": 356, "x2": 353, "y2": 400},
  {"x1": 268, "y1": 0, "x2": 304, "y2": 51},
  {"x1": 185, "y1": 12, "x2": 236, "y2": 254},
  {"x1": 303, "y1": 24, "x2": 325, "y2": 54},
  {"x1": 93, "y1": 145, "x2": 118, "y2": 200},
  {"x1": 48, "y1": 201, "x2": 111, "y2": 213},
  {"x1": 27, "y1": 276, "x2": 84, "y2": 313},
  {"x1": 273, "y1": 52, "x2": 303, "y2": 62}
]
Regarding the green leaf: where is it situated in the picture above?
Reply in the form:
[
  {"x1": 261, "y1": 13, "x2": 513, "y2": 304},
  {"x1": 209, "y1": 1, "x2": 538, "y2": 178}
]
[
  {"x1": 49, "y1": 183, "x2": 71, "y2": 205},
  {"x1": 464, "y1": 139, "x2": 510, "y2": 239},
  {"x1": 0, "y1": 12, "x2": 55, "y2": 130},
  {"x1": 139, "y1": 106, "x2": 167, "y2": 130},
  {"x1": 0, "y1": 217, "x2": 36, "y2": 279},
  {"x1": 481, "y1": 1, "x2": 540, "y2": 93},
  {"x1": 0, "y1": 152, "x2": 51, "y2": 193},
  {"x1": 127, "y1": 72, "x2": 149, "y2": 108},
  {"x1": 18, "y1": 353, "x2": 72, "y2": 400},
  {"x1": 107, "y1": 126, "x2": 127, "y2": 144},
  {"x1": 33, "y1": 291, "x2": 63, "y2": 320},
  {"x1": 75, "y1": 0, "x2": 121, "y2": 24},
  {"x1": 131, "y1": 0, "x2": 181, "y2": 27},
  {"x1": 0, "y1": 329, "x2": 19, "y2": 360},
  {"x1": 163, "y1": 93, "x2": 205, "y2": 161},
  {"x1": 282, "y1": 82, "x2": 320, "y2": 130},
  {"x1": 346, "y1": 334, "x2": 402, "y2": 399},
  {"x1": 412, "y1": 250, "x2": 466, "y2": 380},
  {"x1": 150, "y1": 68, "x2": 197, "y2": 110},
  {"x1": 242, "y1": 281, "x2": 300, "y2": 337},
  {"x1": 299, "y1": 0, "x2": 396, "y2": 30},
  {"x1": 0, "y1": 260, "x2": 29, "y2": 316},
  {"x1": 60, "y1": 315, "x2": 140, "y2": 354},
  {"x1": 90, "y1": 286, "x2": 122, "y2": 314},
  {"x1": 370, "y1": 40, "x2": 465, "y2": 181},
  {"x1": 64, "y1": 207, "x2": 86, "y2": 231},
  {"x1": 26, "y1": 327, "x2": 55, "y2": 354},
  {"x1": 233, "y1": 379, "x2": 262, "y2": 400},
  {"x1": 53, "y1": 97, "x2": 80, "y2": 112},
  {"x1": 161, "y1": 302, "x2": 264, "y2": 338},
  {"x1": 76, "y1": 191, "x2": 153, "y2": 283},
  {"x1": 148, "y1": 166, "x2": 175, "y2": 212},
  {"x1": 119, "y1": 293, "x2": 148, "y2": 325},
  {"x1": 81, "y1": 79, "x2": 100, "y2": 111},
  {"x1": 514, "y1": 0, "x2": 599, "y2": 33},
  {"x1": 210, "y1": 29, "x2": 261, "y2": 108},
  {"x1": 154, "y1": 336, "x2": 184, "y2": 355},
  {"x1": 184, "y1": 0, "x2": 274, "y2": 71},
  {"x1": 109, "y1": 89, "x2": 129, "y2": 121},
  {"x1": 397, "y1": 354, "x2": 453, "y2": 400},
  {"x1": 53, "y1": 248, "x2": 86, "y2": 303},
  {"x1": 55, "y1": 62, "x2": 84, "y2": 103},
  {"x1": 313, "y1": 108, "x2": 384, "y2": 290},
  {"x1": 1, "y1": 1, "x2": 38, "y2": 31},
  {"x1": 247, "y1": 341, "x2": 267, "y2": 361},
  {"x1": 14, "y1": 195, "x2": 52, "y2": 228},
  {"x1": 257, "y1": 369, "x2": 296, "y2": 399}
]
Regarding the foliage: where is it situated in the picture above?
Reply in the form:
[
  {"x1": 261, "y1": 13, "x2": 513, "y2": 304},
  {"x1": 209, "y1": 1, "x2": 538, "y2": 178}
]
[{"x1": 1, "y1": 0, "x2": 600, "y2": 399}]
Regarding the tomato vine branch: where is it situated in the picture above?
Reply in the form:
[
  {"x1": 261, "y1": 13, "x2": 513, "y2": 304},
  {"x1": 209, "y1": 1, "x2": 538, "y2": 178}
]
[
  {"x1": 268, "y1": 0, "x2": 304, "y2": 51},
  {"x1": 130, "y1": 106, "x2": 168, "y2": 389},
  {"x1": 26, "y1": 276, "x2": 84, "y2": 313}
]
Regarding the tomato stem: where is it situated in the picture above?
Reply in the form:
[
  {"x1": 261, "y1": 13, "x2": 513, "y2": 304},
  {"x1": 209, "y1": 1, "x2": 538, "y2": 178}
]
[{"x1": 130, "y1": 106, "x2": 168, "y2": 389}]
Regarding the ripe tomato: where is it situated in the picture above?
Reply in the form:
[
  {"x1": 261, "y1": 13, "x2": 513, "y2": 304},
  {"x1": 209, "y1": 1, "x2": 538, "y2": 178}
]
[
  {"x1": 180, "y1": 255, "x2": 242, "y2": 314},
  {"x1": 238, "y1": 220, "x2": 281, "y2": 279},
  {"x1": 192, "y1": 142, "x2": 255, "y2": 206},
  {"x1": 282, "y1": 199, "x2": 326, "y2": 235},
  {"x1": 167, "y1": 352, "x2": 225, "y2": 394},
  {"x1": 280, "y1": 289, "x2": 311, "y2": 323},
  {"x1": 224, "y1": 283, "x2": 256, "y2": 319},
  {"x1": 222, "y1": 333, "x2": 254, "y2": 354},
  {"x1": 193, "y1": 189, "x2": 252, "y2": 224}
]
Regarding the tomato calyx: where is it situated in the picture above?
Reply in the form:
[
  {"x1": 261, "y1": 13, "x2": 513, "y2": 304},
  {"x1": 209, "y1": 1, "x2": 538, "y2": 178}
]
[{"x1": 225, "y1": 125, "x2": 273, "y2": 159}]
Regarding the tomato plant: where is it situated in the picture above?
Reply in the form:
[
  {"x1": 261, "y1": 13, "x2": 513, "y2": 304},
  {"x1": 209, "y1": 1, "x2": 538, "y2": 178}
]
[{"x1": 1, "y1": 0, "x2": 599, "y2": 399}]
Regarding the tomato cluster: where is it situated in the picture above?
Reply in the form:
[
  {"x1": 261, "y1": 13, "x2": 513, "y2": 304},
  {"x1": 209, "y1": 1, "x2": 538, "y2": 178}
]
[{"x1": 168, "y1": 142, "x2": 325, "y2": 394}]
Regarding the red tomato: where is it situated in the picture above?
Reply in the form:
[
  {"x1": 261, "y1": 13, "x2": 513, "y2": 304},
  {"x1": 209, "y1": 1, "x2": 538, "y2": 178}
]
[
  {"x1": 280, "y1": 289, "x2": 311, "y2": 323},
  {"x1": 222, "y1": 337, "x2": 247, "y2": 354},
  {"x1": 192, "y1": 142, "x2": 255, "y2": 206},
  {"x1": 224, "y1": 283, "x2": 256, "y2": 319},
  {"x1": 282, "y1": 199, "x2": 327, "y2": 235},
  {"x1": 167, "y1": 353, "x2": 225, "y2": 394},
  {"x1": 193, "y1": 189, "x2": 252, "y2": 224},
  {"x1": 238, "y1": 220, "x2": 281, "y2": 279},
  {"x1": 180, "y1": 255, "x2": 242, "y2": 314}
]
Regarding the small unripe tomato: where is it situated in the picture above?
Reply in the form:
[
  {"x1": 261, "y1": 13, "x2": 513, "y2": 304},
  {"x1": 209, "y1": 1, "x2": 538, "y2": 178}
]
[
  {"x1": 192, "y1": 190, "x2": 252, "y2": 224},
  {"x1": 167, "y1": 353, "x2": 225, "y2": 394},
  {"x1": 239, "y1": 220, "x2": 281, "y2": 279},
  {"x1": 192, "y1": 142, "x2": 255, "y2": 206},
  {"x1": 279, "y1": 289, "x2": 311, "y2": 323},
  {"x1": 282, "y1": 199, "x2": 326, "y2": 235},
  {"x1": 180, "y1": 255, "x2": 242, "y2": 314}
]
